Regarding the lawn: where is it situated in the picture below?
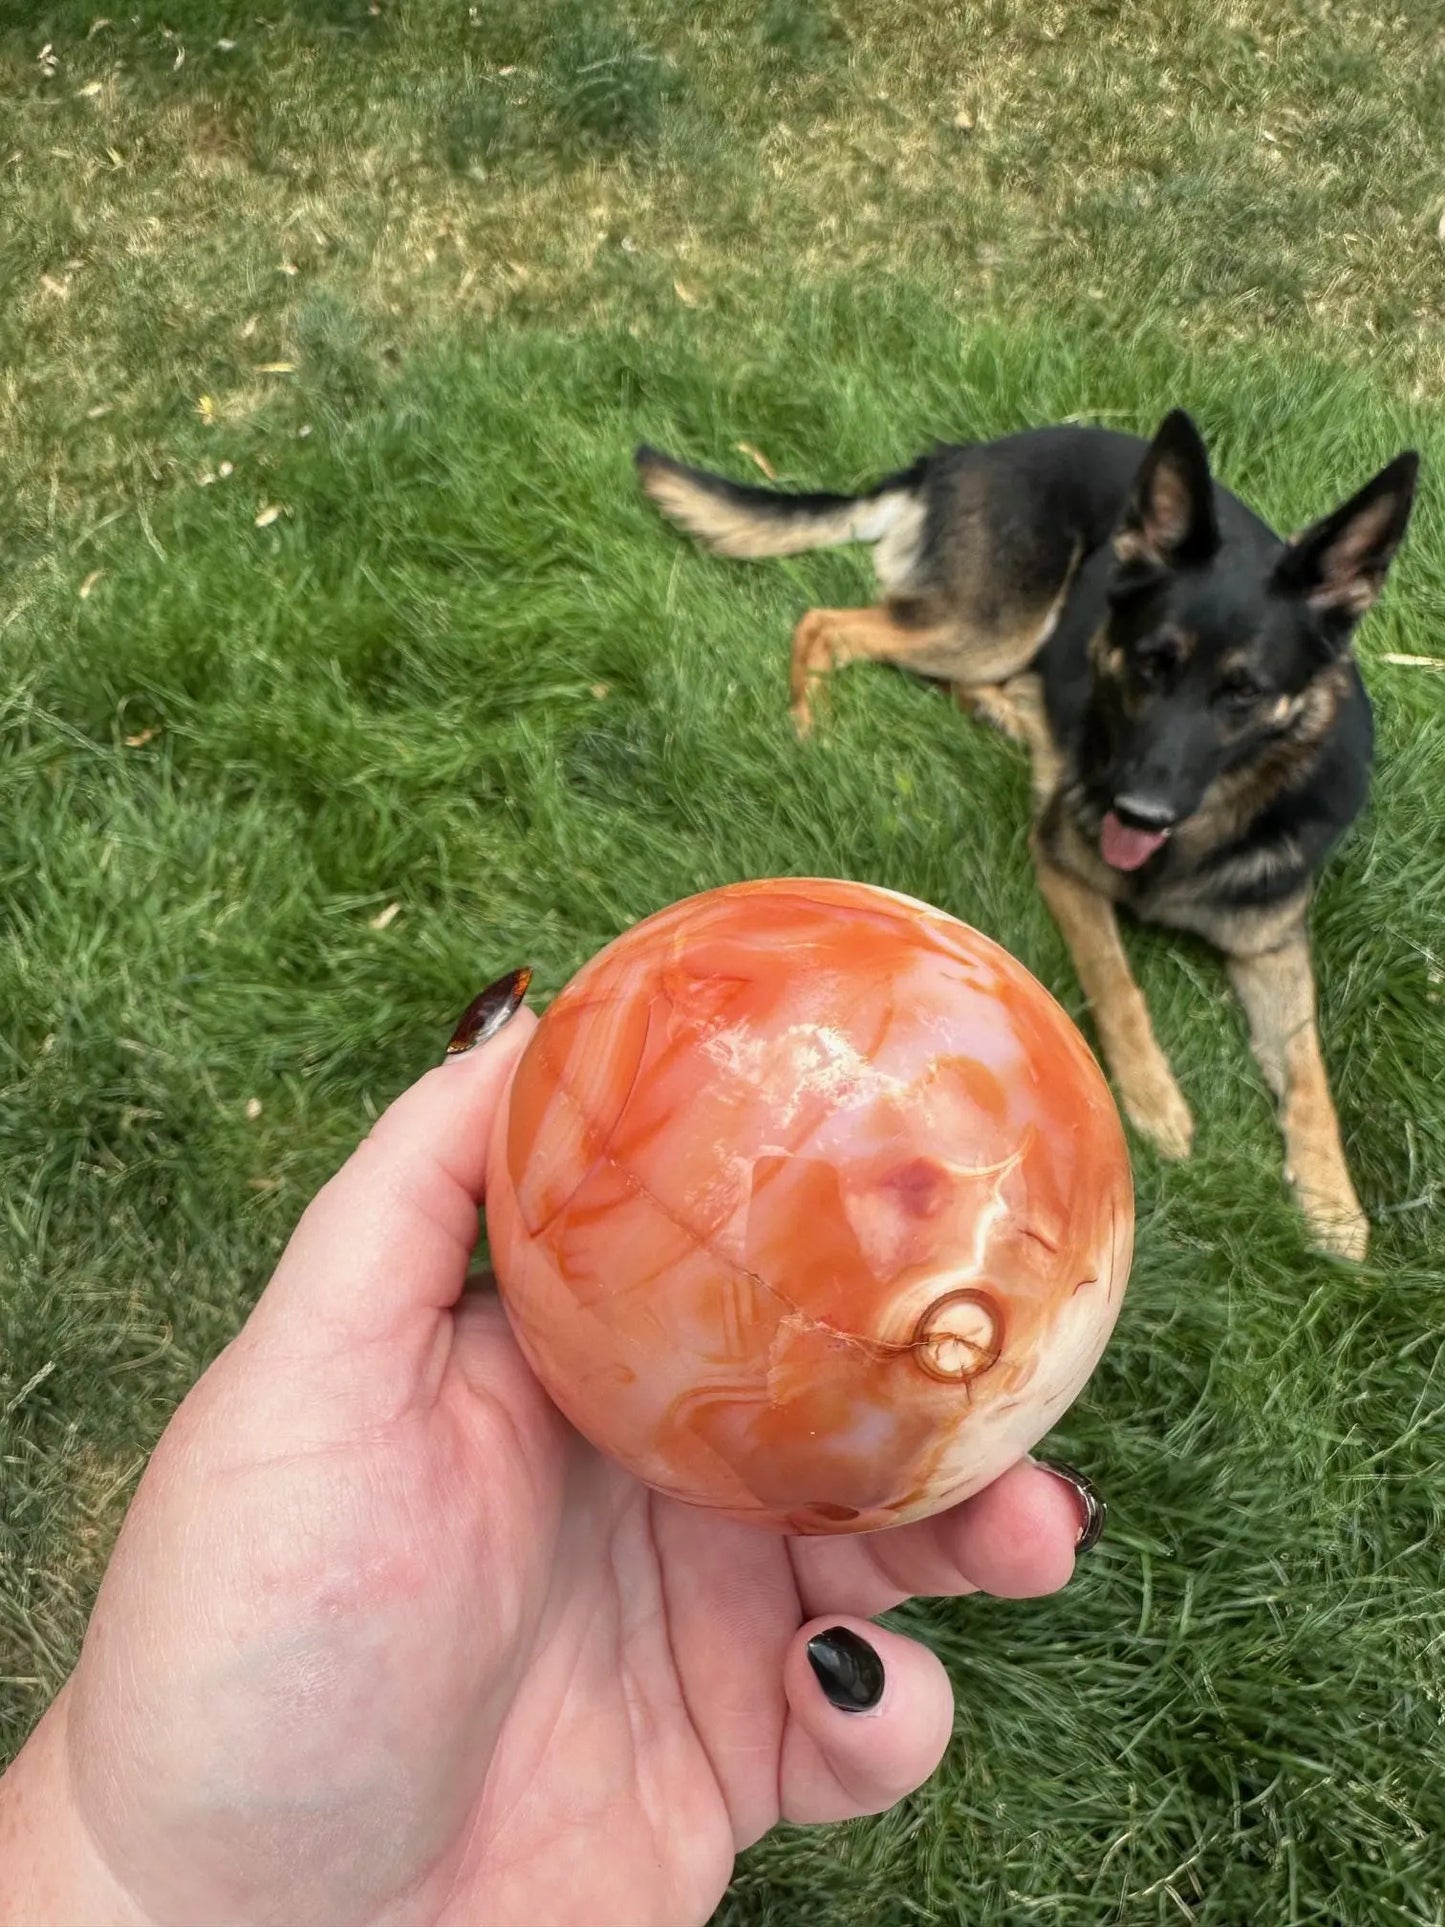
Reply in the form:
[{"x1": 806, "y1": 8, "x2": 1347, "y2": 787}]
[{"x1": 3, "y1": 2, "x2": 1444, "y2": 1921}]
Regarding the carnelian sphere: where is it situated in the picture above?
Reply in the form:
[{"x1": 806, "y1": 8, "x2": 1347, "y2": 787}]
[{"x1": 485, "y1": 878, "x2": 1132, "y2": 1534}]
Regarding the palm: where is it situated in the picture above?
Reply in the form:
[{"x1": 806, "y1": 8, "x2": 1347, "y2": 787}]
[
  {"x1": 69, "y1": 1290, "x2": 793, "y2": 1927},
  {"x1": 425, "y1": 1295, "x2": 779, "y2": 1927}
]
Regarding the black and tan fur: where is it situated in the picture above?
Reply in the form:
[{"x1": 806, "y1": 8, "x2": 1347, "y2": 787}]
[{"x1": 636, "y1": 415, "x2": 1419, "y2": 1259}]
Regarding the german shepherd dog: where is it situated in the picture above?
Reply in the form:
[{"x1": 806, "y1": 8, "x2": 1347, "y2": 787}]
[{"x1": 635, "y1": 413, "x2": 1419, "y2": 1259}]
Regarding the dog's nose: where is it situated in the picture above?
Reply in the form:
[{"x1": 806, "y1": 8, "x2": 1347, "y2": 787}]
[{"x1": 1111, "y1": 794, "x2": 1179, "y2": 832}]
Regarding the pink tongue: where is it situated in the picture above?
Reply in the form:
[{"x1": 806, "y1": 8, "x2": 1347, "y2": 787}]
[{"x1": 1101, "y1": 811, "x2": 1168, "y2": 871}]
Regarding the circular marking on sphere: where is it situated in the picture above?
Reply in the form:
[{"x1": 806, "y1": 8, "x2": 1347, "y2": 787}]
[{"x1": 913, "y1": 1287, "x2": 1003, "y2": 1383}]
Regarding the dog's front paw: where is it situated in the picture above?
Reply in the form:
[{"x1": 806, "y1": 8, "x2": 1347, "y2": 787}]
[
  {"x1": 1314, "y1": 1207, "x2": 1370, "y2": 1263},
  {"x1": 1121, "y1": 1064, "x2": 1195, "y2": 1161},
  {"x1": 1292, "y1": 1171, "x2": 1370, "y2": 1263}
]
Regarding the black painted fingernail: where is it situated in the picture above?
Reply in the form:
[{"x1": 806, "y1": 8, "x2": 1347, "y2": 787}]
[
  {"x1": 445, "y1": 968, "x2": 532, "y2": 1058},
  {"x1": 1038, "y1": 1460, "x2": 1106, "y2": 1554},
  {"x1": 806, "y1": 1627, "x2": 885, "y2": 1713}
]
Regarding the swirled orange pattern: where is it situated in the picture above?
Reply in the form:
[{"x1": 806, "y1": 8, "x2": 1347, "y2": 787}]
[{"x1": 486, "y1": 879, "x2": 1133, "y2": 1534}]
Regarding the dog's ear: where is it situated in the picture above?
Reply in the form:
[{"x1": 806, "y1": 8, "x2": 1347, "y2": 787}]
[
  {"x1": 1114, "y1": 411, "x2": 1220, "y2": 570},
  {"x1": 1272, "y1": 451, "x2": 1419, "y2": 636}
]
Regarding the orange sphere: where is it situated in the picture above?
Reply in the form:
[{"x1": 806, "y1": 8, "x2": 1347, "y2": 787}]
[{"x1": 485, "y1": 879, "x2": 1132, "y2": 1534}]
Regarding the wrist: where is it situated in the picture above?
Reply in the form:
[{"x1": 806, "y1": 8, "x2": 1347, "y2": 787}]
[{"x1": 0, "y1": 1687, "x2": 153, "y2": 1927}]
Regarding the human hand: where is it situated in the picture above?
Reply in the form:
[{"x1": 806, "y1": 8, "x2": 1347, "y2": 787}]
[{"x1": 0, "y1": 976, "x2": 1101, "y2": 1927}]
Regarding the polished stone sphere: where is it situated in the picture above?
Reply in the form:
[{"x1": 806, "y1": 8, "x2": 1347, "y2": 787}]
[{"x1": 485, "y1": 878, "x2": 1132, "y2": 1534}]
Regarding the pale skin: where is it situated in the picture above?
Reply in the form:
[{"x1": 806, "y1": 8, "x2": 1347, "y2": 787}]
[{"x1": 0, "y1": 1007, "x2": 1092, "y2": 1927}]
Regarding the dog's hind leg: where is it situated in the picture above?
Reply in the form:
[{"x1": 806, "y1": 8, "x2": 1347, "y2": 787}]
[
  {"x1": 955, "y1": 683, "x2": 1031, "y2": 743},
  {"x1": 1030, "y1": 838, "x2": 1195, "y2": 1159},
  {"x1": 1227, "y1": 931, "x2": 1368, "y2": 1260},
  {"x1": 789, "y1": 603, "x2": 970, "y2": 736},
  {"x1": 790, "y1": 603, "x2": 1048, "y2": 738}
]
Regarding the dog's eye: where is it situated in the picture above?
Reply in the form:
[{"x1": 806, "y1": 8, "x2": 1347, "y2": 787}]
[
  {"x1": 1218, "y1": 671, "x2": 1263, "y2": 707},
  {"x1": 1132, "y1": 640, "x2": 1179, "y2": 686}
]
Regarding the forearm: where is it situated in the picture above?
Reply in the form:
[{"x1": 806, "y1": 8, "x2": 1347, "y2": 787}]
[{"x1": 0, "y1": 1688, "x2": 152, "y2": 1927}]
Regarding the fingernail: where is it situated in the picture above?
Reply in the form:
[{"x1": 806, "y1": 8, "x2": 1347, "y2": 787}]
[
  {"x1": 445, "y1": 968, "x2": 532, "y2": 1058},
  {"x1": 1037, "y1": 1460, "x2": 1106, "y2": 1554},
  {"x1": 806, "y1": 1626, "x2": 885, "y2": 1713}
]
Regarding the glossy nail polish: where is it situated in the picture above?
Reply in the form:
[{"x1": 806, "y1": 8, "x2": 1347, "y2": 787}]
[
  {"x1": 1038, "y1": 1459, "x2": 1106, "y2": 1554},
  {"x1": 806, "y1": 1626, "x2": 885, "y2": 1712},
  {"x1": 445, "y1": 968, "x2": 532, "y2": 1058}
]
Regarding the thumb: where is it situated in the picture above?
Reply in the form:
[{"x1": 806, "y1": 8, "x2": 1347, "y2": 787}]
[
  {"x1": 255, "y1": 972, "x2": 536, "y2": 1358},
  {"x1": 779, "y1": 1618, "x2": 954, "y2": 1827}
]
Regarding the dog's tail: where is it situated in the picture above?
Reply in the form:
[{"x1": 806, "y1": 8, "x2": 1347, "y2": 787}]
[{"x1": 634, "y1": 445, "x2": 924, "y2": 560}]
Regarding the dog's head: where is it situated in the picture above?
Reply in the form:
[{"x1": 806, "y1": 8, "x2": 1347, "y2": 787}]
[{"x1": 1087, "y1": 410, "x2": 1419, "y2": 871}]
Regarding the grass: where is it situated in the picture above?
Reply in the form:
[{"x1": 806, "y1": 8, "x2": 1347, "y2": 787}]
[{"x1": 3, "y1": 3, "x2": 1445, "y2": 1922}]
